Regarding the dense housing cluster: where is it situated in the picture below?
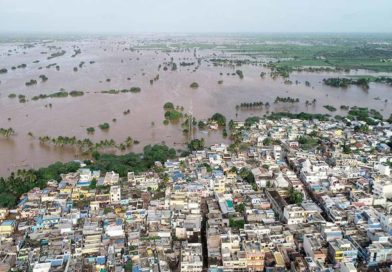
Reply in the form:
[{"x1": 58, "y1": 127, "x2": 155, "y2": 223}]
[{"x1": 1, "y1": 117, "x2": 392, "y2": 271}]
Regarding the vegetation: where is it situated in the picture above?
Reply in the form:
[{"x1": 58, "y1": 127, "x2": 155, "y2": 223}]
[
  {"x1": 163, "y1": 102, "x2": 174, "y2": 110},
  {"x1": 86, "y1": 127, "x2": 95, "y2": 134},
  {"x1": 188, "y1": 138, "x2": 205, "y2": 151},
  {"x1": 38, "y1": 135, "x2": 135, "y2": 153},
  {"x1": 235, "y1": 70, "x2": 244, "y2": 79},
  {"x1": 288, "y1": 187, "x2": 304, "y2": 204},
  {"x1": 164, "y1": 109, "x2": 183, "y2": 122},
  {"x1": 274, "y1": 96, "x2": 299, "y2": 103},
  {"x1": 25, "y1": 79, "x2": 38, "y2": 86},
  {"x1": 239, "y1": 168, "x2": 255, "y2": 185},
  {"x1": 267, "y1": 112, "x2": 330, "y2": 121},
  {"x1": 89, "y1": 144, "x2": 176, "y2": 176},
  {"x1": 324, "y1": 76, "x2": 392, "y2": 89},
  {"x1": 39, "y1": 74, "x2": 48, "y2": 82},
  {"x1": 210, "y1": 113, "x2": 226, "y2": 127},
  {"x1": 124, "y1": 260, "x2": 133, "y2": 272},
  {"x1": 190, "y1": 82, "x2": 199, "y2": 88},
  {"x1": 245, "y1": 116, "x2": 261, "y2": 126},
  {"x1": 374, "y1": 76, "x2": 392, "y2": 86},
  {"x1": 269, "y1": 65, "x2": 291, "y2": 78},
  {"x1": 340, "y1": 105, "x2": 350, "y2": 110},
  {"x1": 198, "y1": 120, "x2": 207, "y2": 129},
  {"x1": 229, "y1": 217, "x2": 245, "y2": 229},
  {"x1": 101, "y1": 87, "x2": 141, "y2": 94},
  {"x1": 69, "y1": 90, "x2": 84, "y2": 97},
  {"x1": 235, "y1": 203, "x2": 245, "y2": 213},
  {"x1": 323, "y1": 105, "x2": 337, "y2": 112},
  {"x1": 323, "y1": 77, "x2": 369, "y2": 89},
  {"x1": 0, "y1": 68, "x2": 7, "y2": 74},
  {"x1": 18, "y1": 95, "x2": 27, "y2": 103},
  {"x1": 0, "y1": 127, "x2": 15, "y2": 137},
  {"x1": 347, "y1": 106, "x2": 383, "y2": 125},
  {"x1": 99, "y1": 123, "x2": 110, "y2": 130},
  {"x1": 237, "y1": 101, "x2": 264, "y2": 110},
  {"x1": 32, "y1": 91, "x2": 71, "y2": 101},
  {"x1": 0, "y1": 161, "x2": 80, "y2": 208},
  {"x1": 354, "y1": 124, "x2": 370, "y2": 134},
  {"x1": 47, "y1": 50, "x2": 66, "y2": 59},
  {"x1": 298, "y1": 135, "x2": 319, "y2": 149}
]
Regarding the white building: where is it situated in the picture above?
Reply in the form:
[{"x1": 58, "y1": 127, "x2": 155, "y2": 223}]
[
  {"x1": 372, "y1": 179, "x2": 392, "y2": 199},
  {"x1": 273, "y1": 145, "x2": 282, "y2": 161},
  {"x1": 104, "y1": 171, "x2": 119, "y2": 185},
  {"x1": 181, "y1": 242, "x2": 203, "y2": 272},
  {"x1": 283, "y1": 205, "x2": 307, "y2": 225},
  {"x1": 110, "y1": 186, "x2": 121, "y2": 204}
]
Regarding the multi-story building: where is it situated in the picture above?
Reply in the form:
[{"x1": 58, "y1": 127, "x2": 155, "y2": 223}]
[
  {"x1": 110, "y1": 186, "x2": 121, "y2": 204},
  {"x1": 328, "y1": 239, "x2": 358, "y2": 265}
]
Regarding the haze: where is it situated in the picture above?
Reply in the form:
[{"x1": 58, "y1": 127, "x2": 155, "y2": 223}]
[{"x1": 0, "y1": 0, "x2": 391, "y2": 34}]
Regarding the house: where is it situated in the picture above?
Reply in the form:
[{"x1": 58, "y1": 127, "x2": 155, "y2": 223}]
[
  {"x1": 110, "y1": 186, "x2": 121, "y2": 204},
  {"x1": 0, "y1": 220, "x2": 16, "y2": 236},
  {"x1": 104, "y1": 171, "x2": 120, "y2": 185}
]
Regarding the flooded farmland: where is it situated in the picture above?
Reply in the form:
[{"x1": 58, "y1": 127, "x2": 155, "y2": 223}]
[{"x1": 1, "y1": 35, "x2": 392, "y2": 176}]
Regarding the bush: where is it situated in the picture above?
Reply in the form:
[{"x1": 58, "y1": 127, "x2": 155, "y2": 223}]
[
  {"x1": 323, "y1": 105, "x2": 337, "y2": 112},
  {"x1": 163, "y1": 102, "x2": 174, "y2": 110},
  {"x1": 164, "y1": 110, "x2": 182, "y2": 121},
  {"x1": 99, "y1": 123, "x2": 110, "y2": 130},
  {"x1": 236, "y1": 70, "x2": 244, "y2": 79},
  {"x1": 190, "y1": 82, "x2": 199, "y2": 88}
]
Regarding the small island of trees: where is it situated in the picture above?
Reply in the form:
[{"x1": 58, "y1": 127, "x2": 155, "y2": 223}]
[
  {"x1": 236, "y1": 101, "x2": 265, "y2": 110},
  {"x1": 163, "y1": 102, "x2": 183, "y2": 123},
  {"x1": 0, "y1": 127, "x2": 15, "y2": 138},
  {"x1": 323, "y1": 77, "x2": 370, "y2": 89},
  {"x1": 323, "y1": 105, "x2": 337, "y2": 112},
  {"x1": 190, "y1": 82, "x2": 199, "y2": 89},
  {"x1": 210, "y1": 113, "x2": 226, "y2": 127},
  {"x1": 274, "y1": 96, "x2": 299, "y2": 103},
  {"x1": 235, "y1": 70, "x2": 244, "y2": 79},
  {"x1": 39, "y1": 74, "x2": 48, "y2": 82},
  {"x1": 101, "y1": 87, "x2": 141, "y2": 94},
  {"x1": 99, "y1": 123, "x2": 110, "y2": 130},
  {"x1": 25, "y1": 79, "x2": 38, "y2": 86}
]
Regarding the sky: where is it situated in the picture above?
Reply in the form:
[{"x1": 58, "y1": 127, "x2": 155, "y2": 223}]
[{"x1": 0, "y1": 0, "x2": 391, "y2": 33}]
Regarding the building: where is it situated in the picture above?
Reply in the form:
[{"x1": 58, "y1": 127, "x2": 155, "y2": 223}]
[
  {"x1": 181, "y1": 242, "x2": 203, "y2": 272},
  {"x1": 328, "y1": 239, "x2": 358, "y2": 265},
  {"x1": 110, "y1": 186, "x2": 121, "y2": 204},
  {"x1": 104, "y1": 171, "x2": 120, "y2": 185},
  {"x1": 244, "y1": 241, "x2": 266, "y2": 271},
  {"x1": 0, "y1": 220, "x2": 16, "y2": 236}
]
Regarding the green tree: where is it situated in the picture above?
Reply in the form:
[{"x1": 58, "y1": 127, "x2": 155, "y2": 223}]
[
  {"x1": 210, "y1": 113, "x2": 226, "y2": 127},
  {"x1": 288, "y1": 187, "x2": 304, "y2": 204},
  {"x1": 188, "y1": 138, "x2": 205, "y2": 151},
  {"x1": 235, "y1": 203, "x2": 245, "y2": 213}
]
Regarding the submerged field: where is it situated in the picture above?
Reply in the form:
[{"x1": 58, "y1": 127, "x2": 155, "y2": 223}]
[{"x1": 0, "y1": 33, "x2": 392, "y2": 176}]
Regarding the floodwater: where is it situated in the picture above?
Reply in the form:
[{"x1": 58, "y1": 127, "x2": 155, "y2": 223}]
[{"x1": 0, "y1": 36, "x2": 392, "y2": 176}]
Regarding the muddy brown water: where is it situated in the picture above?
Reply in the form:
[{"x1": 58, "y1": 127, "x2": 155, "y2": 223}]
[{"x1": 1, "y1": 37, "x2": 392, "y2": 176}]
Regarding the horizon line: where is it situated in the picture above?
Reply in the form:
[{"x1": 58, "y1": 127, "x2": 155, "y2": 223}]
[{"x1": 1, "y1": 31, "x2": 392, "y2": 36}]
